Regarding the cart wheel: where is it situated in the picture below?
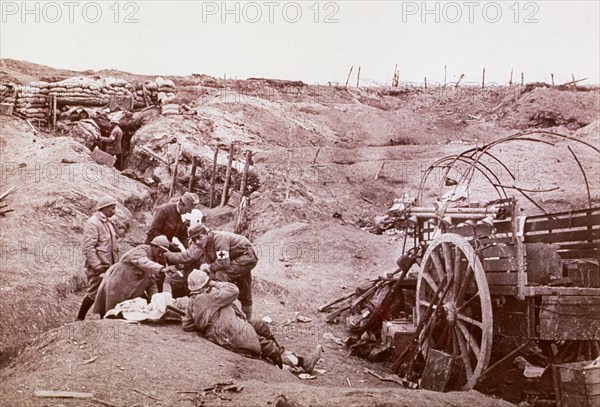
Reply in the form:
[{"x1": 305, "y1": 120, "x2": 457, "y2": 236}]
[{"x1": 416, "y1": 233, "x2": 493, "y2": 389}]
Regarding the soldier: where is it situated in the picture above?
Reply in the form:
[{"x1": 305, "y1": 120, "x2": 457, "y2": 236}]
[
  {"x1": 183, "y1": 270, "x2": 320, "y2": 372},
  {"x1": 146, "y1": 191, "x2": 199, "y2": 292},
  {"x1": 146, "y1": 192, "x2": 199, "y2": 250},
  {"x1": 93, "y1": 235, "x2": 175, "y2": 318},
  {"x1": 165, "y1": 223, "x2": 257, "y2": 320},
  {"x1": 77, "y1": 196, "x2": 119, "y2": 321}
]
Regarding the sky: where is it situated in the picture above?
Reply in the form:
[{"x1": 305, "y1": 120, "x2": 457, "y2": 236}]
[{"x1": 1, "y1": 0, "x2": 599, "y2": 86}]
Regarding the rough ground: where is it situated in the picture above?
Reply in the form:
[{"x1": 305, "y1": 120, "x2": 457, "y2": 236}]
[{"x1": 0, "y1": 59, "x2": 599, "y2": 406}]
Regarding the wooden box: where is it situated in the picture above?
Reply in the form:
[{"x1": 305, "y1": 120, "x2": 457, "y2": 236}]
[
  {"x1": 420, "y1": 349, "x2": 463, "y2": 392},
  {"x1": 381, "y1": 319, "x2": 416, "y2": 359},
  {"x1": 0, "y1": 103, "x2": 14, "y2": 116},
  {"x1": 90, "y1": 146, "x2": 117, "y2": 167},
  {"x1": 553, "y1": 361, "x2": 600, "y2": 407}
]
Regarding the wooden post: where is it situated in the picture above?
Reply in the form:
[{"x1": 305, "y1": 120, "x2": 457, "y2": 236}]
[
  {"x1": 220, "y1": 144, "x2": 235, "y2": 206},
  {"x1": 374, "y1": 162, "x2": 385, "y2": 180},
  {"x1": 345, "y1": 66, "x2": 353, "y2": 88},
  {"x1": 392, "y1": 64, "x2": 398, "y2": 87},
  {"x1": 509, "y1": 69, "x2": 513, "y2": 86},
  {"x1": 571, "y1": 73, "x2": 576, "y2": 89},
  {"x1": 239, "y1": 150, "x2": 252, "y2": 196},
  {"x1": 481, "y1": 68, "x2": 486, "y2": 89},
  {"x1": 168, "y1": 142, "x2": 181, "y2": 200},
  {"x1": 455, "y1": 74, "x2": 464, "y2": 88},
  {"x1": 424, "y1": 77, "x2": 428, "y2": 89},
  {"x1": 141, "y1": 84, "x2": 150, "y2": 107},
  {"x1": 443, "y1": 65, "x2": 447, "y2": 88},
  {"x1": 356, "y1": 66, "x2": 361, "y2": 87},
  {"x1": 52, "y1": 95, "x2": 57, "y2": 132},
  {"x1": 209, "y1": 148, "x2": 219, "y2": 208},
  {"x1": 285, "y1": 149, "x2": 292, "y2": 200},
  {"x1": 521, "y1": 72, "x2": 524, "y2": 87},
  {"x1": 188, "y1": 156, "x2": 198, "y2": 192},
  {"x1": 551, "y1": 73, "x2": 555, "y2": 86}
]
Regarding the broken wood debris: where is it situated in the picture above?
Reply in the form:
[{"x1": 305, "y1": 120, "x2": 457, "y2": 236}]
[
  {"x1": 0, "y1": 186, "x2": 16, "y2": 217},
  {"x1": 34, "y1": 390, "x2": 95, "y2": 398},
  {"x1": 132, "y1": 388, "x2": 162, "y2": 402},
  {"x1": 364, "y1": 368, "x2": 417, "y2": 389},
  {"x1": 178, "y1": 381, "x2": 243, "y2": 406}
]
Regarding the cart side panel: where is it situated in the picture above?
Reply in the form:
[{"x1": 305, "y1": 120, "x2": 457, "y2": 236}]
[{"x1": 538, "y1": 295, "x2": 600, "y2": 341}]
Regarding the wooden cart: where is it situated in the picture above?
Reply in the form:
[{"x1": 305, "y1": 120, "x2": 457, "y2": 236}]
[{"x1": 398, "y1": 132, "x2": 600, "y2": 390}]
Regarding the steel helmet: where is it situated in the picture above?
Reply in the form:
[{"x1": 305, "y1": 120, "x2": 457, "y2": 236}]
[
  {"x1": 188, "y1": 269, "x2": 209, "y2": 291},
  {"x1": 188, "y1": 223, "x2": 211, "y2": 239},
  {"x1": 96, "y1": 196, "x2": 117, "y2": 210},
  {"x1": 150, "y1": 235, "x2": 170, "y2": 251}
]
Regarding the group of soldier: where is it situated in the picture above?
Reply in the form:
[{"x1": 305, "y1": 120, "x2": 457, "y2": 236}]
[{"x1": 76, "y1": 193, "x2": 319, "y2": 372}]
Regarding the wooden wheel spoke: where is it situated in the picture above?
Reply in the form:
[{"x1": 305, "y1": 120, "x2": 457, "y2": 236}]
[
  {"x1": 457, "y1": 321, "x2": 481, "y2": 356},
  {"x1": 452, "y1": 246, "x2": 462, "y2": 300},
  {"x1": 456, "y1": 265, "x2": 473, "y2": 304},
  {"x1": 429, "y1": 249, "x2": 445, "y2": 282},
  {"x1": 455, "y1": 329, "x2": 474, "y2": 379},
  {"x1": 458, "y1": 292, "x2": 480, "y2": 312},
  {"x1": 457, "y1": 313, "x2": 483, "y2": 329},
  {"x1": 422, "y1": 273, "x2": 439, "y2": 293},
  {"x1": 442, "y1": 242, "x2": 453, "y2": 281}
]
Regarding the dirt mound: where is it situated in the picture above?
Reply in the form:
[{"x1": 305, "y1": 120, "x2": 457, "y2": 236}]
[
  {"x1": 499, "y1": 87, "x2": 599, "y2": 129},
  {"x1": 0, "y1": 320, "x2": 513, "y2": 407},
  {"x1": 0, "y1": 116, "x2": 152, "y2": 365}
]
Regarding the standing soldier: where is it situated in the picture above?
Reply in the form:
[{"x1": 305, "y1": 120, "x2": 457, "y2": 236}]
[
  {"x1": 165, "y1": 223, "x2": 257, "y2": 320},
  {"x1": 146, "y1": 192, "x2": 200, "y2": 250},
  {"x1": 77, "y1": 196, "x2": 119, "y2": 320},
  {"x1": 145, "y1": 191, "x2": 200, "y2": 292}
]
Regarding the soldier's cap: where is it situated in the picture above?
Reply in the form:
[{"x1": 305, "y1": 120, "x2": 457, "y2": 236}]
[
  {"x1": 188, "y1": 223, "x2": 211, "y2": 239},
  {"x1": 188, "y1": 269, "x2": 209, "y2": 291},
  {"x1": 97, "y1": 196, "x2": 118, "y2": 210},
  {"x1": 181, "y1": 192, "x2": 200, "y2": 207},
  {"x1": 150, "y1": 235, "x2": 170, "y2": 251}
]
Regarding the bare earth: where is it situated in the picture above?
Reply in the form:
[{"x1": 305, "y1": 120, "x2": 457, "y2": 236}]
[{"x1": 0, "y1": 59, "x2": 598, "y2": 406}]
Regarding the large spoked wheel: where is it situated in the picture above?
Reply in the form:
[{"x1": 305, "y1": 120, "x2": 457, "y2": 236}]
[{"x1": 416, "y1": 233, "x2": 493, "y2": 389}]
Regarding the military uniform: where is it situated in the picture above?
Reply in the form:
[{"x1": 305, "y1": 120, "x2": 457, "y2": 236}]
[
  {"x1": 183, "y1": 282, "x2": 281, "y2": 364},
  {"x1": 93, "y1": 245, "x2": 164, "y2": 317},
  {"x1": 167, "y1": 231, "x2": 257, "y2": 318}
]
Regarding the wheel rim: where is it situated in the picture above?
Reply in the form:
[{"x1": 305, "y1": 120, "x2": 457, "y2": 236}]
[{"x1": 416, "y1": 233, "x2": 493, "y2": 389}]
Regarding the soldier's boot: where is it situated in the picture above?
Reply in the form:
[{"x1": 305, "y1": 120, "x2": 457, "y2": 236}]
[
  {"x1": 259, "y1": 337, "x2": 283, "y2": 369},
  {"x1": 299, "y1": 345, "x2": 322, "y2": 374},
  {"x1": 76, "y1": 296, "x2": 95, "y2": 321},
  {"x1": 241, "y1": 304, "x2": 252, "y2": 320}
]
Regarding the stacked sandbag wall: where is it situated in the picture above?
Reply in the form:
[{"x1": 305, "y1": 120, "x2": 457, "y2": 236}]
[
  {"x1": 12, "y1": 82, "x2": 51, "y2": 125},
  {"x1": 0, "y1": 76, "x2": 177, "y2": 123}
]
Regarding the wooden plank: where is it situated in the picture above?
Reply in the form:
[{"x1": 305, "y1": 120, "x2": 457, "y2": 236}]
[
  {"x1": 558, "y1": 242, "x2": 600, "y2": 251},
  {"x1": 35, "y1": 390, "x2": 95, "y2": 399},
  {"x1": 524, "y1": 228, "x2": 600, "y2": 244},
  {"x1": 480, "y1": 244, "x2": 516, "y2": 258},
  {"x1": 483, "y1": 257, "x2": 517, "y2": 271},
  {"x1": 525, "y1": 213, "x2": 600, "y2": 233},
  {"x1": 486, "y1": 272, "x2": 518, "y2": 286},
  {"x1": 527, "y1": 207, "x2": 600, "y2": 221},
  {"x1": 524, "y1": 286, "x2": 600, "y2": 296}
]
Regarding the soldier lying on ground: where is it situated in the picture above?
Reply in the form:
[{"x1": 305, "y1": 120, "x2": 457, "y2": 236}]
[
  {"x1": 165, "y1": 223, "x2": 257, "y2": 320},
  {"x1": 93, "y1": 235, "x2": 177, "y2": 318},
  {"x1": 183, "y1": 270, "x2": 320, "y2": 372}
]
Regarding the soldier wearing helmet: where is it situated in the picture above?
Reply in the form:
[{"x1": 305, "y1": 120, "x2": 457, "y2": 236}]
[
  {"x1": 183, "y1": 270, "x2": 321, "y2": 373},
  {"x1": 93, "y1": 235, "x2": 176, "y2": 317},
  {"x1": 77, "y1": 195, "x2": 119, "y2": 320},
  {"x1": 165, "y1": 223, "x2": 257, "y2": 320}
]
